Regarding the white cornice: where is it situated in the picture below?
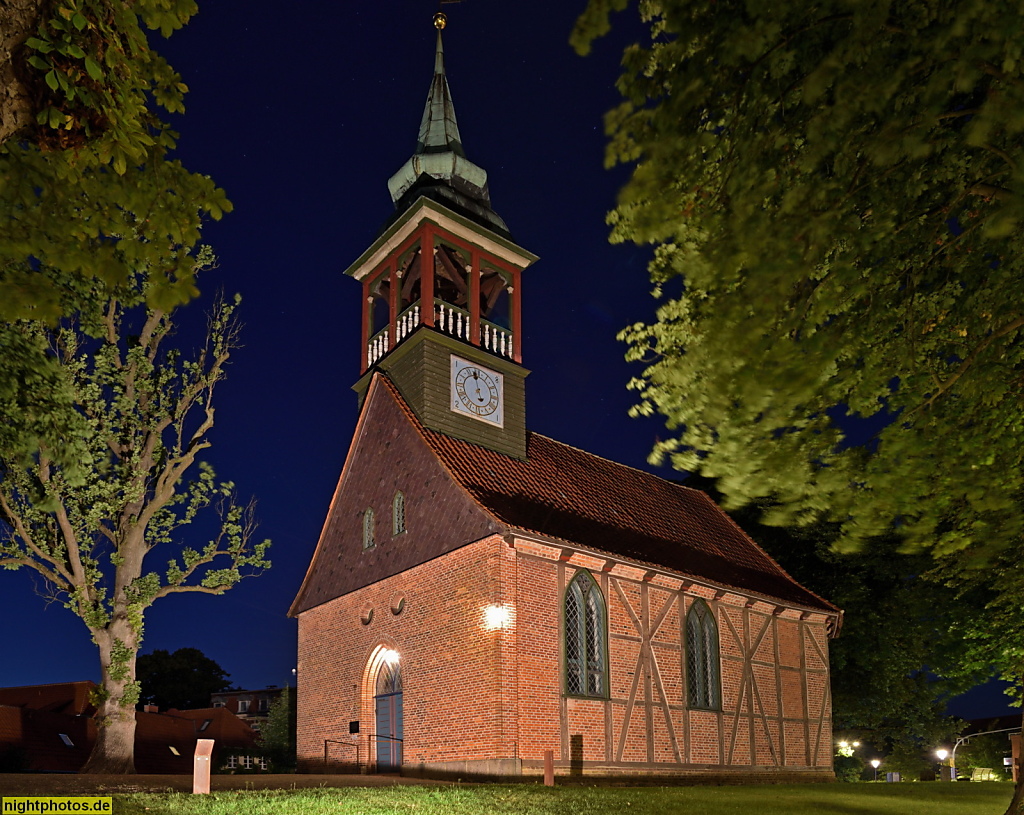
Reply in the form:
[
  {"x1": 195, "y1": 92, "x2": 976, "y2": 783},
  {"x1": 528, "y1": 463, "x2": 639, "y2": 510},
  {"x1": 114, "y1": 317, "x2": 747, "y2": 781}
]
[{"x1": 344, "y1": 198, "x2": 538, "y2": 281}]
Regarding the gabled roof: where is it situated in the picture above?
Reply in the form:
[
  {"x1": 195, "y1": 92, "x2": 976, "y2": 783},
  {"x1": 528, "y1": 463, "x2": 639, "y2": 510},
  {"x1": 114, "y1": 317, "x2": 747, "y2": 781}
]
[
  {"x1": 0, "y1": 681, "x2": 97, "y2": 716},
  {"x1": 379, "y1": 374, "x2": 837, "y2": 614}
]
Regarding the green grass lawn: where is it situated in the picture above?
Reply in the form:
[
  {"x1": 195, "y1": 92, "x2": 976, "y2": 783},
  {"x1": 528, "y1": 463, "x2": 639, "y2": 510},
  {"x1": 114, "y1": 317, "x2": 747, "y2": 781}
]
[{"x1": 112, "y1": 782, "x2": 1014, "y2": 815}]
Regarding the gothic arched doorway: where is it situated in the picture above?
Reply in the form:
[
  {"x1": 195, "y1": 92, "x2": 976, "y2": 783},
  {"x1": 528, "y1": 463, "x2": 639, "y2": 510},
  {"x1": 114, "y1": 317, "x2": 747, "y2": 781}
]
[{"x1": 373, "y1": 655, "x2": 403, "y2": 771}]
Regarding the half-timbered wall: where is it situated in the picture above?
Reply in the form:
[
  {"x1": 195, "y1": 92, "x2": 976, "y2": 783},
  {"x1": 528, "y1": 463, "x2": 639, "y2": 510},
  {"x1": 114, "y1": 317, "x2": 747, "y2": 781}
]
[{"x1": 513, "y1": 539, "x2": 834, "y2": 779}]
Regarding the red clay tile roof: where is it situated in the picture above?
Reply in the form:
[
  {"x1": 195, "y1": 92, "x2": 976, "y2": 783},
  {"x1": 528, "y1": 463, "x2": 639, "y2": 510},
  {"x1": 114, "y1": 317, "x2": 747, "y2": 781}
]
[
  {"x1": 378, "y1": 375, "x2": 836, "y2": 614},
  {"x1": 0, "y1": 681, "x2": 97, "y2": 716}
]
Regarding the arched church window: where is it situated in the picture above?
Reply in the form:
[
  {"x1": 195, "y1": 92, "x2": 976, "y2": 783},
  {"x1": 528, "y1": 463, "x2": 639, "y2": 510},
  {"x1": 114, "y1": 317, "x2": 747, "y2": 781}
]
[
  {"x1": 565, "y1": 571, "x2": 607, "y2": 697},
  {"x1": 362, "y1": 508, "x2": 375, "y2": 550},
  {"x1": 392, "y1": 491, "x2": 406, "y2": 536},
  {"x1": 686, "y1": 599, "x2": 721, "y2": 710},
  {"x1": 376, "y1": 658, "x2": 402, "y2": 696}
]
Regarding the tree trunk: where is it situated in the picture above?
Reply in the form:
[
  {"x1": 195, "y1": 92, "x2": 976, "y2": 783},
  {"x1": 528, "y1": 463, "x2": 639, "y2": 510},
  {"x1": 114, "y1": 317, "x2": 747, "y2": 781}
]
[
  {"x1": 0, "y1": 0, "x2": 42, "y2": 144},
  {"x1": 80, "y1": 625, "x2": 138, "y2": 774},
  {"x1": 1003, "y1": 709, "x2": 1024, "y2": 815}
]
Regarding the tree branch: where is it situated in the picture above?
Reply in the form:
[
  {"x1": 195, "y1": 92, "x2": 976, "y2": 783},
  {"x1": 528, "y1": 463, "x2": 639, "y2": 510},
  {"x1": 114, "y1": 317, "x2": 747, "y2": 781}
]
[
  {"x1": 911, "y1": 314, "x2": 1024, "y2": 415},
  {"x1": 0, "y1": 483, "x2": 75, "y2": 590}
]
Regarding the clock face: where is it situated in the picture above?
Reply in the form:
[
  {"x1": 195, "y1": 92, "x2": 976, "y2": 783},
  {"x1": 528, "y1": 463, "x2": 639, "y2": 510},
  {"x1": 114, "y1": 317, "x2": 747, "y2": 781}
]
[{"x1": 451, "y1": 356, "x2": 503, "y2": 426}]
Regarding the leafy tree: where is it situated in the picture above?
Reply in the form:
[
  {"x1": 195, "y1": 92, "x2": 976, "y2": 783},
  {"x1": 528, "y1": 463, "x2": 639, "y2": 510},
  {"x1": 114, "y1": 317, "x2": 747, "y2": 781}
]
[
  {"x1": 260, "y1": 685, "x2": 296, "y2": 772},
  {"x1": 573, "y1": 3, "x2": 1024, "y2": 808},
  {"x1": 1, "y1": 0, "x2": 231, "y2": 321},
  {"x1": 0, "y1": 269, "x2": 270, "y2": 774},
  {"x1": 955, "y1": 723, "x2": 1014, "y2": 780},
  {"x1": 136, "y1": 647, "x2": 231, "y2": 711}
]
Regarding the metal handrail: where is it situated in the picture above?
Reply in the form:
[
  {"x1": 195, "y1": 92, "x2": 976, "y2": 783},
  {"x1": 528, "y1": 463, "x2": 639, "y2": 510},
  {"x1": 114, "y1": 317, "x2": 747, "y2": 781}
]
[{"x1": 323, "y1": 739, "x2": 359, "y2": 772}]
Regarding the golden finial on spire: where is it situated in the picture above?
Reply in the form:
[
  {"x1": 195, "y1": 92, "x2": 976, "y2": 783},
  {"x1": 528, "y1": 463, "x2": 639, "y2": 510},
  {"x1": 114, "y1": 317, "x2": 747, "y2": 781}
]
[{"x1": 433, "y1": 11, "x2": 447, "y2": 30}]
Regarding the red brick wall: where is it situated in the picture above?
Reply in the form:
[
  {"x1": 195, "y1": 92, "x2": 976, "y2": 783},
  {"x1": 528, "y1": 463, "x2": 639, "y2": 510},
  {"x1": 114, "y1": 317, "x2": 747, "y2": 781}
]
[
  {"x1": 297, "y1": 537, "x2": 834, "y2": 779},
  {"x1": 297, "y1": 534, "x2": 516, "y2": 772}
]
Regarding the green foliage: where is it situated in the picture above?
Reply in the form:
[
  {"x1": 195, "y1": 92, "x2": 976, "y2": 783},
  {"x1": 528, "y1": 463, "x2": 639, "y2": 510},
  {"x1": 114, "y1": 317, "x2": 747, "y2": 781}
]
[
  {"x1": 956, "y1": 729, "x2": 1014, "y2": 780},
  {"x1": 137, "y1": 647, "x2": 232, "y2": 710},
  {"x1": 834, "y1": 752, "x2": 864, "y2": 783},
  {"x1": 260, "y1": 686, "x2": 297, "y2": 772},
  {"x1": 0, "y1": 270, "x2": 270, "y2": 725},
  {"x1": 2, "y1": 0, "x2": 232, "y2": 321},
  {"x1": 574, "y1": 0, "x2": 1024, "y2": 565},
  {"x1": 576, "y1": 4, "x2": 1024, "y2": 769}
]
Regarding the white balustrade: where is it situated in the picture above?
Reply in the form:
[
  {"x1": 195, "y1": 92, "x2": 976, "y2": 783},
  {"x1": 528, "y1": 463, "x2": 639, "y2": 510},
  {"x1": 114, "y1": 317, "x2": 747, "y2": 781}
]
[{"x1": 368, "y1": 301, "x2": 513, "y2": 365}]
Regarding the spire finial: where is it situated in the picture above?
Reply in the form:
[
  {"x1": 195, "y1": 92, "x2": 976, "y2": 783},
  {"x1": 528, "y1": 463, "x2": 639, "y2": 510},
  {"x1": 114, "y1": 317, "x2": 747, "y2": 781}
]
[{"x1": 386, "y1": 7, "x2": 511, "y2": 238}]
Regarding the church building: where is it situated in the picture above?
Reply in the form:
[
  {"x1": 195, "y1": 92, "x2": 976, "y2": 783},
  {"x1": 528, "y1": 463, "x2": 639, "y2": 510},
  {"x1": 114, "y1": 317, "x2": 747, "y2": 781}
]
[{"x1": 290, "y1": 15, "x2": 841, "y2": 781}]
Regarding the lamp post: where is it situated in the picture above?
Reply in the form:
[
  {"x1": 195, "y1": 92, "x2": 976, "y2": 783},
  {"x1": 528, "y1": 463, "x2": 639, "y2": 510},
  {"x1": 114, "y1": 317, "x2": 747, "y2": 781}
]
[
  {"x1": 936, "y1": 748, "x2": 950, "y2": 782},
  {"x1": 870, "y1": 759, "x2": 881, "y2": 782}
]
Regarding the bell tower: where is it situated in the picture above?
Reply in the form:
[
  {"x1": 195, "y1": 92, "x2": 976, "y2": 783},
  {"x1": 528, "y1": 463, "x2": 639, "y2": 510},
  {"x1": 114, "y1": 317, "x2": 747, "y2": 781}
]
[{"x1": 347, "y1": 13, "x2": 537, "y2": 459}]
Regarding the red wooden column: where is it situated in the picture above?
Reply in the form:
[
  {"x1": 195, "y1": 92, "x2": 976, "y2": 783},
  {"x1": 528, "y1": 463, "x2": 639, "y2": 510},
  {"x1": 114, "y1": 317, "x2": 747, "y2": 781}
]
[
  {"x1": 469, "y1": 247, "x2": 482, "y2": 345},
  {"x1": 360, "y1": 277, "x2": 372, "y2": 374},
  {"x1": 387, "y1": 257, "x2": 398, "y2": 348},
  {"x1": 511, "y1": 267, "x2": 522, "y2": 363},
  {"x1": 420, "y1": 224, "x2": 435, "y2": 327}
]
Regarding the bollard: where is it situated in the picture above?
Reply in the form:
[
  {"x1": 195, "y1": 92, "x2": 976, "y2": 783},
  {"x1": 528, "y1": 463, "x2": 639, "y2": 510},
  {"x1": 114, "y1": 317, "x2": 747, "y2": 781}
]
[
  {"x1": 193, "y1": 738, "x2": 215, "y2": 794},
  {"x1": 543, "y1": 749, "x2": 554, "y2": 787}
]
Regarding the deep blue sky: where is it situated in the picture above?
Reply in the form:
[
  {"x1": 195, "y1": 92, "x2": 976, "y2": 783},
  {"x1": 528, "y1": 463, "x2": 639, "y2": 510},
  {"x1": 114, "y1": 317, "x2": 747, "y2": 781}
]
[{"x1": 1, "y1": 1, "x2": 1013, "y2": 721}]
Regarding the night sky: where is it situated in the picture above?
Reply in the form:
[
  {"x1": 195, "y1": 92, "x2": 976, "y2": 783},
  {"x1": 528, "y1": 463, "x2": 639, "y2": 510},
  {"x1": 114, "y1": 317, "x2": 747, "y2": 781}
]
[{"x1": 1, "y1": 2, "x2": 1013, "y2": 721}]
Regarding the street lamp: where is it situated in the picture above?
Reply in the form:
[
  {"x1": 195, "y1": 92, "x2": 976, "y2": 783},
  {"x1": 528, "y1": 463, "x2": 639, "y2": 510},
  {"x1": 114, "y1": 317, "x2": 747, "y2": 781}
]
[
  {"x1": 936, "y1": 748, "x2": 950, "y2": 782},
  {"x1": 870, "y1": 758, "x2": 881, "y2": 782}
]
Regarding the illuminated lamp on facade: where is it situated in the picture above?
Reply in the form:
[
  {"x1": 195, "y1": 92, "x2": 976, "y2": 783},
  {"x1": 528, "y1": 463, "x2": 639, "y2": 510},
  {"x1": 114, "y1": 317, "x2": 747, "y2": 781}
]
[{"x1": 483, "y1": 604, "x2": 513, "y2": 630}]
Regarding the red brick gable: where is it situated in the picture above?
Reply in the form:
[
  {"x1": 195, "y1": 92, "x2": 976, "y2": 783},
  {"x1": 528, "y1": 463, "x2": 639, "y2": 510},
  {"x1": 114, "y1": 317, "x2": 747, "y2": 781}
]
[{"x1": 290, "y1": 373, "x2": 505, "y2": 615}]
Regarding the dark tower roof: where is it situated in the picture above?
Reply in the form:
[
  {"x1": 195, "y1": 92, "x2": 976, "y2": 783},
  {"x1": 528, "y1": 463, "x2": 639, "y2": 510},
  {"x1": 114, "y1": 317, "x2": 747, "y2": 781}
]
[{"x1": 387, "y1": 15, "x2": 511, "y2": 239}]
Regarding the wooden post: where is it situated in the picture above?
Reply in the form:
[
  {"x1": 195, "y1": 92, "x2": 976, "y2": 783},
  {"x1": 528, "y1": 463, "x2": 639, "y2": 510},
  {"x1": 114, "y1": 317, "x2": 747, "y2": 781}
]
[
  {"x1": 1010, "y1": 733, "x2": 1021, "y2": 784},
  {"x1": 543, "y1": 749, "x2": 554, "y2": 787},
  {"x1": 193, "y1": 738, "x2": 214, "y2": 794}
]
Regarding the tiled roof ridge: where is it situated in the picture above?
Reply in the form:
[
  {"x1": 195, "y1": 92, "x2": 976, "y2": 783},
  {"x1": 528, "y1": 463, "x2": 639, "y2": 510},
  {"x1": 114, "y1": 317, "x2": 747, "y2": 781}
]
[
  {"x1": 0, "y1": 680, "x2": 97, "y2": 690},
  {"x1": 709, "y1": 501, "x2": 841, "y2": 615}
]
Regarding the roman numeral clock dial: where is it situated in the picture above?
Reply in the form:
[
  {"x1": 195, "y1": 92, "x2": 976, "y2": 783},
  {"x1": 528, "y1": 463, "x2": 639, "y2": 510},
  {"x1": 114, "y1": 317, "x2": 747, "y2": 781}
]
[{"x1": 451, "y1": 356, "x2": 504, "y2": 426}]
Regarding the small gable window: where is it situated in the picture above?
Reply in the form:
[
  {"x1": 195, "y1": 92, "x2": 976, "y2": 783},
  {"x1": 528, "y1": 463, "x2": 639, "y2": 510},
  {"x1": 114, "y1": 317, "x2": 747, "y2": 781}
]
[
  {"x1": 363, "y1": 508, "x2": 375, "y2": 550},
  {"x1": 392, "y1": 491, "x2": 406, "y2": 536},
  {"x1": 564, "y1": 571, "x2": 607, "y2": 697},
  {"x1": 686, "y1": 599, "x2": 721, "y2": 710}
]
